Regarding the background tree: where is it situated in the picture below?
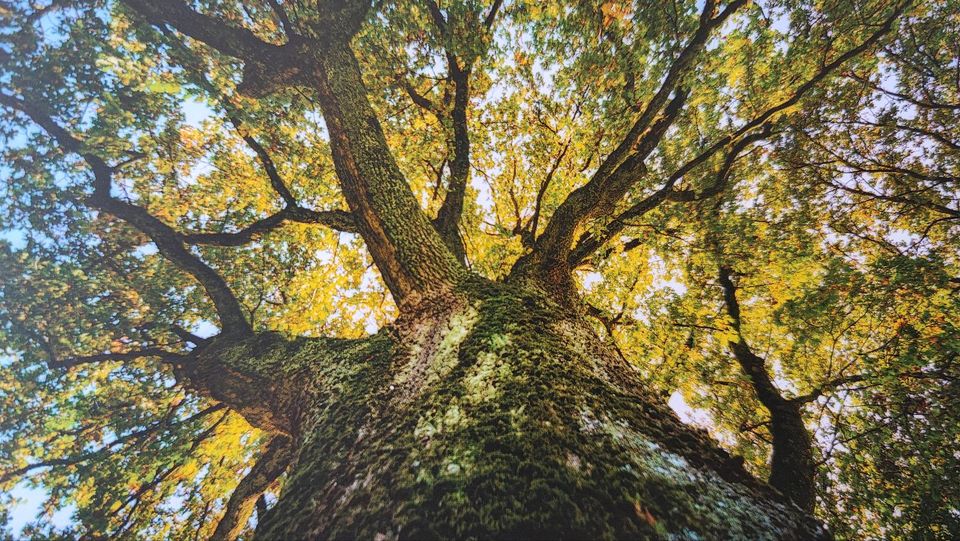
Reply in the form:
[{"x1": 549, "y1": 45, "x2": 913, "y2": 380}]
[{"x1": 0, "y1": 0, "x2": 956, "y2": 539}]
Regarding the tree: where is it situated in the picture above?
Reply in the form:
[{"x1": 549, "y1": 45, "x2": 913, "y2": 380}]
[{"x1": 0, "y1": 0, "x2": 956, "y2": 539}]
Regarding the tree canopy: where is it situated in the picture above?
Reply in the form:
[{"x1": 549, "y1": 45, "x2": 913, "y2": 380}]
[{"x1": 0, "y1": 0, "x2": 957, "y2": 538}]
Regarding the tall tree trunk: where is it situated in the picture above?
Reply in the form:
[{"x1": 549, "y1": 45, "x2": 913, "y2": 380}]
[{"x1": 198, "y1": 280, "x2": 827, "y2": 540}]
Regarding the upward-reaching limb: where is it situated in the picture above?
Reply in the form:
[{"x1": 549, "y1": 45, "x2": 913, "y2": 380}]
[
  {"x1": 717, "y1": 265, "x2": 816, "y2": 511},
  {"x1": 514, "y1": 0, "x2": 747, "y2": 289},
  {"x1": 424, "y1": 0, "x2": 504, "y2": 263},
  {"x1": 563, "y1": 0, "x2": 912, "y2": 271}
]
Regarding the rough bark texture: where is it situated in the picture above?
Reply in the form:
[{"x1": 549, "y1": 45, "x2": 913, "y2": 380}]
[
  {"x1": 198, "y1": 280, "x2": 826, "y2": 540},
  {"x1": 311, "y1": 43, "x2": 467, "y2": 306},
  {"x1": 4, "y1": 2, "x2": 913, "y2": 538}
]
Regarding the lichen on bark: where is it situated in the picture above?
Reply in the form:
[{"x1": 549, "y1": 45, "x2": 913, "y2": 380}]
[{"x1": 204, "y1": 281, "x2": 827, "y2": 540}]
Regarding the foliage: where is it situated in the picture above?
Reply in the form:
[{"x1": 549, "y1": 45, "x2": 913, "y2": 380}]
[{"x1": 0, "y1": 0, "x2": 957, "y2": 539}]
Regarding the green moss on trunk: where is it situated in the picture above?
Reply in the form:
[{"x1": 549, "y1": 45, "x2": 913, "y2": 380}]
[{"x1": 243, "y1": 282, "x2": 826, "y2": 540}]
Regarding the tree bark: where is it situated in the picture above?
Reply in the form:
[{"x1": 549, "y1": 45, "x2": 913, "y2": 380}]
[
  {"x1": 311, "y1": 43, "x2": 467, "y2": 306},
  {"x1": 197, "y1": 280, "x2": 827, "y2": 540}
]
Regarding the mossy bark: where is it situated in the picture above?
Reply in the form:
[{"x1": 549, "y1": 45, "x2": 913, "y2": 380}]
[{"x1": 206, "y1": 282, "x2": 826, "y2": 540}]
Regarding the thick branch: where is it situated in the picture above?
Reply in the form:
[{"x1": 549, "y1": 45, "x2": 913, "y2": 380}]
[
  {"x1": 159, "y1": 35, "x2": 360, "y2": 244},
  {"x1": 569, "y1": 128, "x2": 769, "y2": 265},
  {"x1": 424, "y1": 0, "x2": 502, "y2": 263},
  {"x1": 313, "y1": 43, "x2": 466, "y2": 304},
  {"x1": 183, "y1": 207, "x2": 356, "y2": 246},
  {"x1": 565, "y1": 0, "x2": 912, "y2": 266},
  {"x1": 433, "y1": 59, "x2": 472, "y2": 263},
  {"x1": 589, "y1": 0, "x2": 742, "y2": 185},
  {"x1": 103, "y1": 198, "x2": 253, "y2": 335},
  {"x1": 516, "y1": 91, "x2": 687, "y2": 285},
  {"x1": 717, "y1": 265, "x2": 815, "y2": 511},
  {"x1": 120, "y1": 0, "x2": 281, "y2": 60},
  {"x1": 125, "y1": 0, "x2": 468, "y2": 306},
  {"x1": 211, "y1": 435, "x2": 292, "y2": 541}
]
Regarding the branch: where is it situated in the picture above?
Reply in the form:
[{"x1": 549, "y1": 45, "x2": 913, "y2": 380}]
[
  {"x1": 119, "y1": 0, "x2": 281, "y2": 60},
  {"x1": 210, "y1": 435, "x2": 292, "y2": 541},
  {"x1": 255, "y1": 494, "x2": 268, "y2": 522},
  {"x1": 402, "y1": 78, "x2": 440, "y2": 113},
  {"x1": 656, "y1": 0, "x2": 913, "y2": 189},
  {"x1": 793, "y1": 369, "x2": 958, "y2": 404},
  {"x1": 564, "y1": 0, "x2": 912, "y2": 266},
  {"x1": 182, "y1": 207, "x2": 356, "y2": 246},
  {"x1": 590, "y1": 0, "x2": 742, "y2": 185},
  {"x1": 825, "y1": 179, "x2": 960, "y2": 218},
  {"x1": 21, "y1": 0, "x2": 74, "y2": 26},
  {"x1": 568, "y1": 128, "x2": 770, "y2": 265},
  {"x1": 159, "y1": 34, "x2": 359, "y2": 243},
  {"x1": 423, "y1": 0, "x2": 447, "y2": 34},
  {"x1": 0, "y1": 92, "x2": 253, "y2": 335},
  {"x1": 522, "y1": 1, "x2": 749, "y2": 281},
  {"x1": 484, "y1": 0, "x2": 504, "y2": 30},
  {"x1": 585, "y1": 303, "x2": 630, "y2": 335},
  {"x1": 230, "y1": 124, "x2": 298, "y2": 208},
  {"x1": 716, "y1": 265, "x2": 816, "y2": 511},
  {"x1": 110, "y1": 411, "x2": 229, "y2": 538},
  {"x1": 717, "y1": 266, "x2": 789, "y2": 409},
  {"x1": 433, "y1": 58, "x2": 472, "y2": 263},
  {"x1": 521, "y1": 89, "x2": 687, "y2": 280},
  {"x1": 169, "y1": 325, "x2": 209, "y2": 347},
  {"x1": 153, "y1": 30, "x2": 298, "y2": 207},
  {"x1": 130, "y1": 0, "x2": 468, "y2": 305},
  {"x1": 667, "y1": 127, "x2": 771, "y2": 202},
  {"x1": 0, "y1": 403, "x2": 226, "y2": 484},
  {"x1": 847, "y1": 72, "x2": 960, "y2": 111},
  {"x1": 265, "y1": 0, "x2": 294, "y2": 37},
  {"x1": 424, "y1": 0, "x2": 503, "y2": 263},
  {"x1": 835, "y1": 118, "x2": 960, "y2": 151},
  {"x1": 529, "y1": 138, "x2": 572, "y2": 244}
]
